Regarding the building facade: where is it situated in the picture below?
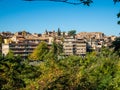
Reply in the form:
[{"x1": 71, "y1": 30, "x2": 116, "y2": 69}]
[
  {"x1": 63, "y1": 37, "x2": 86, "y2": 56},
  {"x1": 2, "y1": 42, "x2": 38, "y2": 58}
]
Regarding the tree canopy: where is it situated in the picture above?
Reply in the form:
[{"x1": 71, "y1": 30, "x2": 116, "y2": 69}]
[
  {"x1": 25, "y1": 48, "x2": 120, "y2": 90},
  {"x1": 28, "y1": 41, "x2": 49, "y2": 61},
  {"x1": 111, "y1": 37, "x2": 120, "y2": 56},
  {"x1": 117, "y1": 12, "x2": 120, "y2": 24},
  {"x1": 1, "y1": 42, "x2": 120, "y2": 89},
  {"x1": 68, "y1": 30, "x2": 76, "y2": 36}
]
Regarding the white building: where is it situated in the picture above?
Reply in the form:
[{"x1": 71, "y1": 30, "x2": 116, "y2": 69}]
[{"x1": 63, "y1": 36, "x2": 86, "y2": 56}]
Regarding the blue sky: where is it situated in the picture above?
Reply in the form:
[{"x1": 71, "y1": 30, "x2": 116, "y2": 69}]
[{"x1": 0, "y1": 0, "x2": 120, "y2": 36}]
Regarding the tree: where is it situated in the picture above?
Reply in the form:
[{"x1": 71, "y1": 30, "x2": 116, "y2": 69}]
[
  {"x1": 0, "y1": 35, "x2": 3, "y2": 44},
  {"x1": 29, "y1": 41, "x2": 49, "y2": 61},
  {"x1": 57, "y1": 28, "x2": 61, "y2": 36},
  {"x1": 24, "y1": 48, "x2": 120, "y2": 90},
  {"x1": 111, "y1": 37, "x2": 120, "y2": 56},
  {"x1": 45, "y1": 42, "x2": 63, "y2": 60},
  {"x1": 6, "y1": 50, "x2": 14, "y2": 59},
  {"x1": 45, "y1": 29, "x2": 48, "y2": 35},
  {"x1": 0, "y1": 51, "x2": 41, "y2": 90},
  {"x1": 68, "y1": 30, "x2": 76, "y2": 36},
  {"x1": 0, "y1": 55, "x2": 26, "y2": 90},
  {"x1": 117, "y1": 12, "x2": 120, "y2": 24}
]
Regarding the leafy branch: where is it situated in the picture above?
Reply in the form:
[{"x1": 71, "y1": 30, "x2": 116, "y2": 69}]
[
  {"x1": 117, "y1": 12, "x2": 120, "y2": 24},
  {"x1": 23, "y1": 0, "x2": 93, "y2": 6}
]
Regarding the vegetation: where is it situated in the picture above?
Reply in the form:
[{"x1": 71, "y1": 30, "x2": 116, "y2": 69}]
[
  {"x1": 24, "y1": 0, "x2": 120, "y2": 6},
  {"x1": 28, "y1": 41, "x2": 49, "y2": 61},
  {"x1": 111, "y1": 37, "x2": 120, "y2": 56},
  {"x1": 117, "y1": 12, "x2": 120, "y2": 24},
  {"x1": 57, "y1": 28, "x2": 61, "y2": 36},
  {"x1": 25, "y1": 46, "x2": 120, "y2": 90},
  {"x1": 24, "y1": 0, "x2": 93, "y2": 6},
  {"x1": 68, "y1": 30, "x2": 76, "y2": 36},
  {"x1": 0, "y1": 51, "x2": 41, "y2": 90},
  {"x1": 1, "y1": 41, "x2": 120, "y2": 90}
]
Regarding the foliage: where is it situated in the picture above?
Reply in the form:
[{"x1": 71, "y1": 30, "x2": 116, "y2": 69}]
[
  {"x1": 1, "y1": 42, "x2": 120, "y2": 90},
  {"x1": 113, "y1": 0, "x2": 120, "y2": 4},
  {"x1": 57, "y1": 28, "x2": 61, "y2": 36},
  {"x1": 25, "y1": 47, "x2": 120, "y2": 90},
  {"x1": 29, "y1": 41, "x2": 63, "y2": 61},
  {"x1": 111, "y1": 37, "x2": 120, "y2": 56},
  {"x1": 45, "y1": 42, "x2": 63, "y2": 60},
  {"x1": 24, "y1": 0, "x2": 93, "y2": 6},
  {"x1": 29, "y1": 41, "x2": 49, "y2": 61},
  {"x1": 0, "y1": 56, "x2": 25, "y2": 90},
  {"x1": 0, "y1": 35, "x2": 3, "y2": 44},
  {"x1": 68, "y1": 30, "x2": 76, "y2": 36},
  {"x1": 6, "y1": 50, "x2": 14, "y2": 59},
  {"x1": 0, "y1": 53, "x2": 41, "y2": 90},
  {"x1": 117, "y1": 12, "x2": 120, "y2": 24},
  {"x1": 117, "y1": 12, "x2": 120, "y2": 18}
]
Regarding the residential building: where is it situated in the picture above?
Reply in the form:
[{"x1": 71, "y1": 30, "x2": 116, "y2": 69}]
[
  {"x1": 2, "y1": 41, "x2": 38, "y2": 58},
  {"x1": 63, "y1": 36, "x2": 86, "y2": 56},
  {"x1": 2, "y1": 32, "x2": 50, "y2": 58}
]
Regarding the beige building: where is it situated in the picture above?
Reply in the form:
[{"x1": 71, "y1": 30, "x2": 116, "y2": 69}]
[
  {"x1": 2, "y1": 34, "x2": 50, "y2": 58},
  {"x1": 76, "y1": 32, "x2": 105, "y2": 39},
  {"x1": 2, "y1": 42, "x2": 38, "y2": 58},
  {"x1": 2, "y1": 44, "x2": 9, "y2": 56},
  {"x1": 63, "y1": 37, "x2": 86, "y2": 56}
]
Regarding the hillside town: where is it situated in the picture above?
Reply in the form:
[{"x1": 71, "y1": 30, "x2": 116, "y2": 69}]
[{"x1": 0, "y1": 30, "x2": 116, "y2": 58}]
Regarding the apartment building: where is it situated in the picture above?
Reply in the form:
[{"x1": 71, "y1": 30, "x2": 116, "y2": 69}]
[
  {"x1": 76, "y1": 39, "x2": 86, "y2": 55},
  {"x1": 63, "y1": 37, "x2": 86, "y2": 56},
  {"x1": 2, "y1": 33, "x2": 50, "y2": 58},
  {"x1": 2, "y1": 41, "x2": 38, "y2": 58},
  {"x1": 2, "y1": 39, "x2": 52, "y2": 59}
]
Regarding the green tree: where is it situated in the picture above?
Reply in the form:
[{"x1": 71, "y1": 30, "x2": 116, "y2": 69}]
[
  {"x1": 117, "y1": 12, "x2": 120, "y2": 24},
  {"x1": 45, "y1": 42, "x2": 63, "y2": 60},
  {"x1": 57, "y1": 28, "x2": 61, "y2": 36},
  {"x1": 0, "y1": 52, "x2": 41, "y2": 90},
  {"x1": 68, "y1": 30, "x2": 76, "y2": 36},
  {"x1": 29, "y1": 41, "x2": 49, "y2": 61},
  {"x1": 6, "y1": 50, "x2": 14, "y2": 59},
  {"x1": 111, "y1": 37, "x2": 120, "y2": 56},
  {"x1": 25, "y1": 48, "x2": 120, "y2": 90},
  {"x1": 0, "y1": 55, "x2": 26, "y2": 90}
]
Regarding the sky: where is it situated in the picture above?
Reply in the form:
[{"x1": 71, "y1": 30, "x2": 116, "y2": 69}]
[{"x1": 0, "y1": 0, "x2": 120, "y2": 36}]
